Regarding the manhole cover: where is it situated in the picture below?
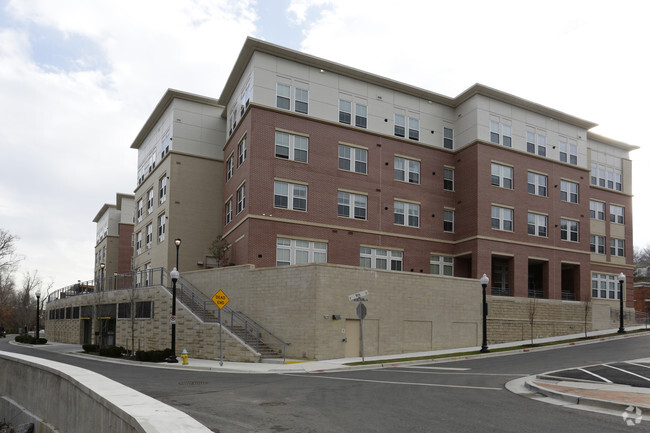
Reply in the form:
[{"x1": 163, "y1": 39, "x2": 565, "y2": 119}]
[
  {"x1": 260, "y1": 402, "x2": 286, "y2": 407},
  {"x1": 178, "y1": 381, "x2": 208, "y2": 386}
]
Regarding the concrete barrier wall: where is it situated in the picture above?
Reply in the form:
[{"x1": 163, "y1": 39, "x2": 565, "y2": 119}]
[{"x1": 0, "y1": 351, "x2": 211, "y2": 433}]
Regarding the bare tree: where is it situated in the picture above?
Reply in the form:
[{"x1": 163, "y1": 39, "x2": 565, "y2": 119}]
[
  {"x1": 583, "y1": 299, "x2": 592, "y2": 338},
  {"x1": 208, "y1": 235, "x2": 231, "y2": 267},
  {"x1": 528, "y1": 297, "x2": 537, "y2": 346},
  {"x1": 0, "y1": 228, "x2": 21, "y2": 272}
]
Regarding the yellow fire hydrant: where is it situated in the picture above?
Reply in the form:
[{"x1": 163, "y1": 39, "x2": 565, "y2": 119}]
[{"x1": 181, "y1": 348, "x2": 189, "y2": 365}]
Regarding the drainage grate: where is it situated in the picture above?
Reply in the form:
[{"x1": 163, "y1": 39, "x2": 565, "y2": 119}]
[
  {"x1": 178, "y1": 381, "x2": 208, "y2": 386},
  {"x1": 259, "y1": 402, "x2": 286, "y2": 407}
]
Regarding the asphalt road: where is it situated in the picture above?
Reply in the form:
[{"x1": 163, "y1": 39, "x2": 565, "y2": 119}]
[{"x1": 2, "y1": 334, "x2": 650, "y2": 433}]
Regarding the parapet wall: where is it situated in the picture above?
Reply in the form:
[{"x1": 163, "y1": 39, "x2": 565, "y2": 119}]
[{"x1": 0, "y1": 351, "x2": 211, "y2": 433}]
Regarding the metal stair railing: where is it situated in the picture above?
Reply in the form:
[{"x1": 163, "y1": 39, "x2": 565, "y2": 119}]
[{"x1": 162, "y1": 268, "x2": 290, "y2": 361}]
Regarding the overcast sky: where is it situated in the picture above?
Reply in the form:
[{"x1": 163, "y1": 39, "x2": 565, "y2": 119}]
[{"x1": 1, "y1": 0, "x2": 648, "y2": 292}]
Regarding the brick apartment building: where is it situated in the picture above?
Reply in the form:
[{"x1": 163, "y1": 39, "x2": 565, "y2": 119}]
[
  {"x1": 214, "y1": 37, "x2": 636, "y2": 306},
  {"x1": 57, "y1": 37, "x2": 638, "y2": 357}
]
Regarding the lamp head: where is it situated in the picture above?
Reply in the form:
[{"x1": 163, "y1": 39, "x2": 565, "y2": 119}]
[
  {"x1": 480, "y1": 273, "x2": 489, "y2": 286},
  {"x1": 170, "y1": 267, "x2": 180, "y2": 281},
  {"x1": 175, "y1": 238, "x2": 182, "y2": 247},
  {"x1": 618, "y1": 272, "x2": 626, "y2": 282},
  {"x1": 35, "y1": 289, "x2": 41, "y2": 298}
]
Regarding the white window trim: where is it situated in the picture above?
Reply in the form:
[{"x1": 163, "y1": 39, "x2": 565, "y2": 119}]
[
  {"x1": 338, "y1": 144, "x2": 368, "y2": 174},
  {"x1": 491, "y1": 205, "x2": 513, "y2": 232},
  {"x1": 491, "y1": 163, "x2": 513, "y2": 189},
  {"x1": 276, "y1": 237, "x2": 327, "y2": 266},
  {"x1": 430, "y1": 255, "x2": 453, "y2": 276},
  {"x1": 337, "y1": 190, "x2": 367, "y2": 220},
  {"x1": 275, "y1": 130, "x2": 309, "y2": 163},
  {"x1": 360, "y1": 247, "x2": 403, "y2": 271},
  {"x1": 394, "y1": 200, "x2": 420, "y2": 228},
  {"x1": 274, "y1": 181, "x2": 308, "y2": 211},
  {"x1": 394, "y1": 156, "x2": 420, "y2": 184}
]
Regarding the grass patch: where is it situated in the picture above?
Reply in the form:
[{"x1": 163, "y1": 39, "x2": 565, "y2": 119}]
[{"x1": 345, "y1": 329, "x2": 650, "y2": 366}]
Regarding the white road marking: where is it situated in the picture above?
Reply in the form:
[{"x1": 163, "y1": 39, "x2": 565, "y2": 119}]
[
  {"x1": 280, "y1": 373, "x2": 502, "y2": 390},
  {"x1": 382, "y1": 369, "x2": 525, "y2": 377},
  {"x1": 397, "y1": 366, "x2": 470, "y2": 371},
  {"x1": 577, "y1": 368, "x2": 612, "y2": 383},
  {"x1": 604, "y1": 364, "x2": 650, "y2": 382},
  {"x1": 625, "y1": 361, "x2": 650, "y2": 369}
]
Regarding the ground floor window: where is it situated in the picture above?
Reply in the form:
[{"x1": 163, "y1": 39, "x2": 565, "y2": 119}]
[
  {"x1": 276, "y1": 238, "x2": 327, "y2": 266},
  {"x1": 430, "y1": 255, "x2": 453, "y2": 276},
  {"x1": 360, "y1": 247, "x2": 403, "y2": 271},
  {"x1": 592, "y1": 273, "x2": 619, "y2": 299}
]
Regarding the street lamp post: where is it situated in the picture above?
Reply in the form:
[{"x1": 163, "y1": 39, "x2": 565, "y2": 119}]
[
  {"x1": 174, "y1": 238, "x2": 182, "y2": 270},
  {"x1": 100, "y1": 262, "x2": 105, "y2": 291},
  {"x1": 480, "y1": 274, "x2": 490, "y2": 353},
  {"x1": 618, "y1": 272, "x2": 626, "y2": 334},
  {"x1": 35, "y1": 289, "x2": 41, "y2": 341},
  {"x1": 167, "y1": 267, "x2": 180, "y2": 363}
]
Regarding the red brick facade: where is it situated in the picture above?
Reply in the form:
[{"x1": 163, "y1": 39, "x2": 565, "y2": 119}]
[{"x1": 221, "y1": 106, "x2": 633, "y2": 305}]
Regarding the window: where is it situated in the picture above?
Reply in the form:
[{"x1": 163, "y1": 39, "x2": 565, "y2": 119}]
[
  {"x1": 527, "y1": 213, "x2": 547, "y2": 237},
  {"x1": 360, "y1": 247, "x2": 402, "y2": 271},
  {"x1": 135, "y1": 301, "x2": 153, "y2": 318},
  {"x1": 136, "y1": 232, "x2": 142, "y2": 255},
  {"x1": 276, "y1": 238, "x2": 327, "y2": 266},
  {"x1": 560, "y1": 219, "x2": 579, "y2": 242},
  {"x1": 226, "y1": 155, "x2": 234, "y2": 181},
  {"x1": 118, "y1": 303, "x2": 130, "y2": 319},
  {"x1": 274, "y1": 181, "x2": 307, "y2": 211},
  {"x1": 490, "y1": 120, "x2": 512, "y2": 147},
  {"x1": 491, "y1": 206, "x2": 513, "y2": 231},
  {"x1": 590, "y1": 200, "x2": 605, "y2": 220},
  {"x1": 236, "y1": 184, "x2": 245, "y2": 213},
  {"x1": 590, "y1": 235, "x2": 605, "y2": 254},
  {"x1": 443, "y1": 127, "x2": 453, "y2": 149},
  {"x1": 355, "y1": 103, "x2": 367, "y2": 128},
  {"x1": 526, "y1": 130, "x2": 547, "y2": 157},
  {"x1": 408, "y1": 117, "x2": 419, "y2": 141},
  {"x1": 443, "y1": 209, "x2": 454, "y2": 232},
  {"x1": 338, "y1": 145, "x2": 367, "y2": 174},
  {"x1": 430, "y1": 255, "x2": 453, "y2": 276},
  {"x1": 560, "y1": 180, "x2": 578, "y2": 203},
  {"x1": 137, "y1": 199, "x2": 143, "y2": 222},
  {"x1": 159, "y1": 176, "x2": 167, "y2": 203},
  {"x1": 295, "y1": 88, "x2": 308, "y2": 114},
  {"x1": 527, "y1": 172, "x2": 547, "y2": 197},
  {"x1": 610, "y1": 205, "x2": 624, "y2": 224},
  {"x1": 394, "y1": 201, "x2": 420, "y2": 227},
  {"x1": 394, "y1": 157, "x2": 420, "y2": 184},
  {"x1": 237, "y1": 137, "x2": 247, "y2": 165},
  {"x1": 491, "y1": 163, "x2": 513, "y2": 189},
  {"x1": 591, "y1": 164, "x2": 622, "y2": 192},
  {"x1": 339, "y1": 99, "x2": 351, "y2": 124},
  {"x1": 146, "y1": 224, "x2": 153, "y2": 249},
  {"x1": 147, "y1": 189, "x2": 154, "y2": 214},
  {"x1": 559, "y1": 140, "x2": 578, "y2": 165},
  {"x1": 611, "y1": 238, "x2": 625, "y2": 257},
  {"x1": 394, "y1": 114, "x2": 405, "y2": 137},
  {"x1": 158, "y1": 214, "x2": 166, "y2": 242},
  {"x1": 276, "y1": 83, "x2": 290, "y2": 110},
  {"x1": 443, "y1": 167, "x2": 454, "y2": 191},
  {"x1": 275, "y1": 131, "x2": 308, "y2": 162},
  {"x1": 338, "y1": 191, "x2": 367, "y2": 220},
  {"x1": 225, "y1": 199, "x2": 232, "y2": 225},
  {"x1": 592, "y1": 273, "x2": 619, "y2": 299}
]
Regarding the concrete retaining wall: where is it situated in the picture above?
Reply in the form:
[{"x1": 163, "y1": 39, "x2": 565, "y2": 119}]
[{"x1": 0, "y1": 351, "x2": 211, "y2": 433}]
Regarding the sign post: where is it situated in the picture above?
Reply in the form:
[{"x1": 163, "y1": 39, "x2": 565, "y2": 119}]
[
  {"x1": 348, "y1": 290, "x2": 369, "y2": 362},
  {"x1": 211, "y1": 289, "x2": 230, "y2": 366}
]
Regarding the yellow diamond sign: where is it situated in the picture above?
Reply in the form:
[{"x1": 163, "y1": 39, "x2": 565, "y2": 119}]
[{"x1": 212, "y1": 289, "x2": 230, "y2": 310}]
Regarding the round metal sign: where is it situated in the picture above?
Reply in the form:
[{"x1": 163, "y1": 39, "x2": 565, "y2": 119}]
[{"x1": 356, "y1": 303, "x2": 367, "y2": 319}]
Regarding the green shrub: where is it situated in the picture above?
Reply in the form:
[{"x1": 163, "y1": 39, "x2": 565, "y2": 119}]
[
  {"x1": 135, "y1": 348, "x2": 173, "y2": 362},
  {"x1": 98, "y1": 346, "x2": 125, "y2": 358},
  {"x1": 15, "y1": 335, "x2": 36, "y2": 344},
  {"x1": 82, "y1": 344, "x2": 99, "y2": 353}
]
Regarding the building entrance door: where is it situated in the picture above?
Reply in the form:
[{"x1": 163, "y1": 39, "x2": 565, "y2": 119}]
[
  {"x1": 80, "y1": 318, "x2": 92, "y2": 345},
  {"x1": 344, "y1": 319, "x2": 361, "y2": 358}
]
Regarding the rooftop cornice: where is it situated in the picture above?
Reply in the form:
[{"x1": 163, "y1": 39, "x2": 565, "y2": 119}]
[{"x1": 587, "y1": 131, "x2": 639, "y2": 151}]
